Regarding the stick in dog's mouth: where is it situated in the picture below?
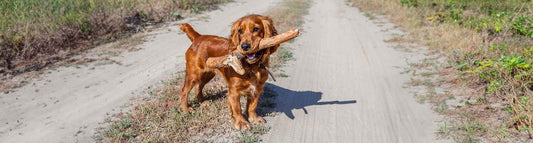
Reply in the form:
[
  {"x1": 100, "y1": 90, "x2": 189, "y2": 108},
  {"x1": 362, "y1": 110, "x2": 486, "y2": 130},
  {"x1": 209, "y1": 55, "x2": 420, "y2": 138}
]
[
  {"x1": 240, "y1": 29, "x2": 300, "y2": 54},
  {"x1": 206, "y1": 29, "x2": 300, "y2": 74}
]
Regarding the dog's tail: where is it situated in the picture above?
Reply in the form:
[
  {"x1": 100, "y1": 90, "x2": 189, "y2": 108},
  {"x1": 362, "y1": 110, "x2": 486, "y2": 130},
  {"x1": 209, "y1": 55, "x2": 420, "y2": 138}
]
[{"x1": 179, "y1": 23, "x2": 201, "y2": 42}]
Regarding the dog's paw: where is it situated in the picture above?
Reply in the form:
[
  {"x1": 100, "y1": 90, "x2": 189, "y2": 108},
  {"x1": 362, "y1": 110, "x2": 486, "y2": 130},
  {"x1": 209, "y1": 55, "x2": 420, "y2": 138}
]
[
  {"x1": 200, "y1": 100, "x2": 210, "y2": 107},
  {"x1": 248, "y1": 116, "x2": 265, "y2": 124},
  {"x1": 181, "y1": 107, "x2": 194, "y2": 113},
  {"x1": 233, "y1": 119, "x2": 250, "y2": 130}
]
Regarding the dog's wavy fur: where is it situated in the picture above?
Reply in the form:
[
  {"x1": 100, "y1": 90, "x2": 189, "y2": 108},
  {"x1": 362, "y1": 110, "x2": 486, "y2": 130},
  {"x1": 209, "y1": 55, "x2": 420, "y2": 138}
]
[{"x1": 179, "y1": 14, "x2": 279, "y2": 130}]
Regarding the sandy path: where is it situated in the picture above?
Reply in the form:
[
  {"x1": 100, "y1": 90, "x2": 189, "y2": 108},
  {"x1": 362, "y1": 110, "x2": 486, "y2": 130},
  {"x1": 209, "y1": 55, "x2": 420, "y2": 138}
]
[
  {"x1": 263, "y1": 0, "x2": 440, "y2": 142},
  {"x1": 0, "y1": 0, "x2": 279, "y2": 142}
]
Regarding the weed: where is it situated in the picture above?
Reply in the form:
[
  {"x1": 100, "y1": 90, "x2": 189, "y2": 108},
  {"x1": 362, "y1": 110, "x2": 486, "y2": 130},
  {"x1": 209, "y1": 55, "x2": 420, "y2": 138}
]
[
  {"x1": 460, "y1": 121, "x2": 488, "y2": 135},
  {"x1": 439, "y1": 122, "x2": 449, "y2": 136},
  {"x1": 414, "y1": 93, "x2": 428, "y2": 103},
  {"x1": 465, "y1": 100, "x2": 473, "y2": 106},
  {"x1": 513, "y1": 15, "x2": 533, "y2": 38},
  {"x1": 281, "y1": 49, "x2": 294, "y2": 58},
  {"x1": 419, "y1": 71, "x2": 436, "y2": 77},
  {"x1": 400, "y1": 0, "x2": 418, "y2": 7},
  {"x1": 496, "y1": 128, "x2": 511, "y2": 139},
  {"x1": 364, "y1": 12, "x2": 376, "y2": 20},
  {"x1": 239, "y1": 130, "x2": 260, "y2": 143},
  {"x1": 435, "y1": 99, "x2": 448, "y2": 113},
  {"x1": 278, "y1": 73, "x2": 289, "y2": 78},
  {"x1": 476, "y1": 97, "x2": 487, "y2": 104},
  {"x1": 189, "y1": 6, "x2": 205, "y2": 13}
]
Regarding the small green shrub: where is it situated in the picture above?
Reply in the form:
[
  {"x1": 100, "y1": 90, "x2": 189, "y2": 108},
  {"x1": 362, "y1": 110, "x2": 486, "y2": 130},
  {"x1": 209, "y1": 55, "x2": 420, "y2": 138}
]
[
  {"x1": 400, "y1": 0, "x2": 418, "y2": 7},
  {"x1": 445, "y1": 8, "x2": 462, "y2": 23},
  {"x1": 512, "y1": 15, "x2": 533, "y2": 38}
]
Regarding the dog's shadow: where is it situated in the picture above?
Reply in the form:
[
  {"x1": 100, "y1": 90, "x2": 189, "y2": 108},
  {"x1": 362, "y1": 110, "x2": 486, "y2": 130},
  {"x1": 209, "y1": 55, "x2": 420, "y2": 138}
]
[{"x1": 261, "y1": 83, "x2": 357, "y2": 119}]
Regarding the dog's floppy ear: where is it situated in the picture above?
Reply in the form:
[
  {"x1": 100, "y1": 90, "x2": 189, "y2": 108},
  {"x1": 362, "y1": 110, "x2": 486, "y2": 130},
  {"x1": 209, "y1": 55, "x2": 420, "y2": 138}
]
[
  {"x1": 261, "y1": 16, "x2": 277, "y2": 39},
  {"x1": 260, "y1": 16, "x2": 279, "y2": 65},
  {"x1": 229, "y1": 19, "x2": 242, "y2": 51},
  {"x1": 261, "y1": 16, "x2": 279, "y2": 55}
]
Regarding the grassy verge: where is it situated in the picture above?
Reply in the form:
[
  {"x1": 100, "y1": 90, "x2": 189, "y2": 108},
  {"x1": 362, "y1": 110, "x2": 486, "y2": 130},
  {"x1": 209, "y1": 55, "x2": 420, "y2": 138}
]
[
  {"x1": 348, "y1": 0, "x2": 532, "y2": 142},
  {"x1": 0, "y1": 0, "x2": 229, "y2": 75},
  {"x1": 101, "y1": 0, "x2": 310, "y2": 142},
  {"x1": 268, "y1": 0, "x2": 311, "y2": 69}
]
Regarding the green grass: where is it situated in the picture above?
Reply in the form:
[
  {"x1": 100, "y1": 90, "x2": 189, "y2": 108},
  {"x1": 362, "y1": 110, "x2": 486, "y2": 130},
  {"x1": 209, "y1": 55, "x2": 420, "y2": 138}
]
[
  {"x1": 0, "y1": 0, "x2": 229, "y2": 73},
  {"x1": 438, "y1": 122, "x2": 450, "y2": 137},
  {"x1": 416, "y1": 1, "x2": 532, "y2": 35},
  {"x1": 418, "y1": 1, "x2": 533, "y2": 137},
  {"x1": 278, "y1": 73, "x2": 289, "y2": 78}
]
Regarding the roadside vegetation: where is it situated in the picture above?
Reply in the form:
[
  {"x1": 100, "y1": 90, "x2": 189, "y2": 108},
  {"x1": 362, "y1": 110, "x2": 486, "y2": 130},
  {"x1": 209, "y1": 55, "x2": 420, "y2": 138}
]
[
  {"x1": 348, "y1": 0, "x2": 532, "y2": 142},
  {"x1": 0, "y1": 0, "x2": 228, "y2": 75},
  {"x1": 101, "y1": 0, "x2": 310, "y2": 142}
]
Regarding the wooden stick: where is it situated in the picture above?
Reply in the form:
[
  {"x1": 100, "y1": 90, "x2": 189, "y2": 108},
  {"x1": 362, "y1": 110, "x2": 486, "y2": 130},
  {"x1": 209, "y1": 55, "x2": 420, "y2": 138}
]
[
  {"x1": 206, "y1": 29, "x2": 300, "y2": 74},
  {"x1": 206, "y1": 52, "x2": 245, "y2": 75},
  {"x1": 259, "y1": 29, "x2": 299, "y2": 50},
  {"x1": 237, "y1": 29, "x2": 300, "y2": 54}
]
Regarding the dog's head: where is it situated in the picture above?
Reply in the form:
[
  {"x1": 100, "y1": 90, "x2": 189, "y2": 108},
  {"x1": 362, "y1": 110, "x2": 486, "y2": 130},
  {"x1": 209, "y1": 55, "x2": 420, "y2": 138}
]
[{"x1": 230, "y1": 15, "x2": 279, "y2": 64}]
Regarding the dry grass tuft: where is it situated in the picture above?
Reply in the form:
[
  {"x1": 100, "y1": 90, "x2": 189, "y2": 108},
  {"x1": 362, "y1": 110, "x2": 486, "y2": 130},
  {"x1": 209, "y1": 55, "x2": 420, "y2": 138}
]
[{"x1": 100, "y1": 74, "x2": 242, "y2": 142}]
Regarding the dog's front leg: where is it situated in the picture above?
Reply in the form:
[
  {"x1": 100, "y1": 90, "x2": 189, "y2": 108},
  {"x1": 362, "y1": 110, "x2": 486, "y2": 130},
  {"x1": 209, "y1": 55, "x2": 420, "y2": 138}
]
[
  {"x1": 227, "y1": 91, "x2": 250, "y2": 130},
  {"x1": 246, "y1": 87, "x2": 265, "y2": 124}
]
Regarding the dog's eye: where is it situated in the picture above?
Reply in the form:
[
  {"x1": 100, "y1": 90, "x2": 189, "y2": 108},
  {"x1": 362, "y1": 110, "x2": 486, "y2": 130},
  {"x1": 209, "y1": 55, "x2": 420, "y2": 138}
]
[
  {"x1": 238, "y1": 29, "x2": 242, "y2": 34},
  {"x1": 253, "y1": 27, "x2": 259, "y2": 32}
]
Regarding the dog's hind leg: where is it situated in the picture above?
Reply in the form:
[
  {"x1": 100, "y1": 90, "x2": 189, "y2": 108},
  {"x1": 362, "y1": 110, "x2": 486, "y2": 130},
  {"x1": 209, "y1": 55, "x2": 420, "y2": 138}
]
[
  {"x1": 196, "y1": 72, "x2": 215, "y2": 106},
  {"x1": 180, "y1": 73, "x2": 197, "y2": 113}
]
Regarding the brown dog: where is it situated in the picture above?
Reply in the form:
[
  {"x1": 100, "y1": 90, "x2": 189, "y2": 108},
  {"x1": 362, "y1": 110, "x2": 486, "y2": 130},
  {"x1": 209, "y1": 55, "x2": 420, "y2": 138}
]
[{"x1": 179, "y1": 14, "x2": 279, "y2": 130}]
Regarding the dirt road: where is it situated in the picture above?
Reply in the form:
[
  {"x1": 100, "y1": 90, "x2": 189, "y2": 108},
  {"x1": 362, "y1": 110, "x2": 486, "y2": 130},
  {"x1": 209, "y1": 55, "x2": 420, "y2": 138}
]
[
  {"x1": 262, "y1": 0, "x2": 440, "y2": 142},
  {"x1": 0, "y1": 0, "x2": 280, "y2": 142}
]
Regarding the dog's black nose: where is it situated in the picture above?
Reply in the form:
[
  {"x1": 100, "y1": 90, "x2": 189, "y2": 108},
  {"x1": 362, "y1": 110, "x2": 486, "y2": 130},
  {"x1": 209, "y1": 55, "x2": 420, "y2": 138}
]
[{"x1": 241, "y1": 43, "x2": 251, "y2": 51}]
